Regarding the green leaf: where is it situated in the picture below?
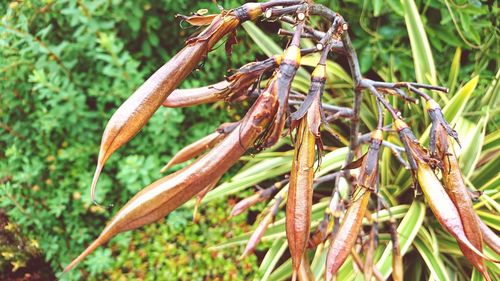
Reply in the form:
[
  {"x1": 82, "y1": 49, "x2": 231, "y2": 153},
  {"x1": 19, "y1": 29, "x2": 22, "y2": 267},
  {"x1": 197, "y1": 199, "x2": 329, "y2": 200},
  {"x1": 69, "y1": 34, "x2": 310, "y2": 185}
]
[
  {"x1": 447, "y1": 48, "x2": 461, "y2": 95},
  {"x1": 401, "y1": 0, "x2": 436, "y2": 84},
  {"x1": 375, "y1": 201, "x2": 426, "y2": 278},
  {"x1": 414, "y1": 228, "x2": 452, "y2": 281},
  {"x1": 254, "y1": 239, "x2": 288, "y2": 281}
]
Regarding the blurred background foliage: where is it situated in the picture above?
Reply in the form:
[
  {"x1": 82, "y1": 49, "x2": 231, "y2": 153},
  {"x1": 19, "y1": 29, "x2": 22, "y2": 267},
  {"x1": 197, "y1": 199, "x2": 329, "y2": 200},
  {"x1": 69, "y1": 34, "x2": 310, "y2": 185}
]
[{"x1": 0, "y1": 0, "x2": 497, "y2": 280}]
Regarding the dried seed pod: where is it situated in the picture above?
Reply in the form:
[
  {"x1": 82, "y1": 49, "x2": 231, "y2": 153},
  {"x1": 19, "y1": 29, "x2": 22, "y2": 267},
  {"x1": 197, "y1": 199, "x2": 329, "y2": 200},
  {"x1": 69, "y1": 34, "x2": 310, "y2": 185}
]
[
  {"x1": 325, "y1": 130, "x2": 382, "y2": 281},
  {"x1": 63, "y1": 77, "x2": 279, "y2": 273},
  {"x1": 176, "y1": 13, "x2": 218, "y2": 26},
  {"x1": 162, "y1": 56, "x2": 280, "y2": 107},
  {"x1": 396, "y1": 119, "x2": 497, "y2": 277},
  {"x1": 241, "y1": 196, "x2": 282, "y2": 258},
  {"x1": 230, "y1": 185, "x2": 277, "y2": 217},
  {"x1": 435, "y1": 127, "x2": 489, "y2": 279},
  {"x1": 477, "y1": 217, "x2": 500, "y2": 255},
  {"x1": 160, "y1": 122, "x2": 237, "y2": 173},
  {"x1": 326, "y1": 187, "x2": 370, "y2": 281},
  {"x1": 193, "y1": 176, "x2": 221, "y2": 223},
  {"x1": 426, "y1": 99, "x2": 459, "y2": 156},
  {"x1": 90, "y1": 6, "x2": 264, "y2": 203},
  {"x1": 286, "y1": 117, "x2": 316, "y2": 276},
  {"x1": 388, "y1": 218, "x2": 403, "y2": 281},
  {"x1": 262, "y1": 21, "x2": 303, "y2": 148}
]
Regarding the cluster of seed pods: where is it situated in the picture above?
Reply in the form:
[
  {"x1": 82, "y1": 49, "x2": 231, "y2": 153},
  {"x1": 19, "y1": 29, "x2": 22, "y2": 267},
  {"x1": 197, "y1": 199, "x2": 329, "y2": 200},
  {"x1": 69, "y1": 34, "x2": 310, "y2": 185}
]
[{"x1": 64, "y1": 1, "x2": 500, "y2": 280}]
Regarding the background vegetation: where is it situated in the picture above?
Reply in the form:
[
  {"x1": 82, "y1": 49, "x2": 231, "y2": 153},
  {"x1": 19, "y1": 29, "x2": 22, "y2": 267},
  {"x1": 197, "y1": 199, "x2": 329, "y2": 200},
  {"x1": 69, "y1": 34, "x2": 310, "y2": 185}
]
[{"x1": 0, "y1": 0, "x2": 498, "y2": 280}]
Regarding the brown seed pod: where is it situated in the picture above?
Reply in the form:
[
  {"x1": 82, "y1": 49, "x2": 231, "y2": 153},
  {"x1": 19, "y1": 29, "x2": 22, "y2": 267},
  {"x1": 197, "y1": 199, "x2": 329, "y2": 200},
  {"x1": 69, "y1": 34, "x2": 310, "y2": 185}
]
[
  {"x1": 160, "y1": 122, "x2": 237, "y2": 173},
  {"x1": 193, "y1": 176, "x2": 221, "y2": 223},
  {"x1": 89, "y1": 7, "x2": 263, "y2": 203},
  {"x1": 63, "y1": 77, "x2": 279, "y2": 273},
  {"x1": 427, "y1": 100, "x2": 490, "y2": 279},
  {"x1": 326, "y1": 130, "x2": 382, "y2": 281},
  {"x1": 230, "y1": 185, "x2": 277, "y2": 217},
  {"x1": 241, "y1": 196, "x2": 282, "y2": 258},
  {"x1": 435, "y1": 127, "x2": 490, "y2": 280},
  {"x1": 325, "y1": 187, "x2": 370, "y2": 281},
  {"x1": 162, "y1": 56, "x2": 280, "y2": 107},
  {"x1": 286, "y1": 117, "x2": 316, "y2": 277},
  {"x1": 477, "y1": 217, "x2": 500, "y2": 255},
  {"x1": 417, "y1": 160, "x2": 499, "y2": 265},
  {"x1": 262, "y1": 21, "x2": 303, "y2": 148}
]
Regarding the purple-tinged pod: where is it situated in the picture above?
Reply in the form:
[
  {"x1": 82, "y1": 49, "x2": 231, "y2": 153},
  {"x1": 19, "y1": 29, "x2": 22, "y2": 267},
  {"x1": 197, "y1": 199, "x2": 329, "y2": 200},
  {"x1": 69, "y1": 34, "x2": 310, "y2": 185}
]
[
  {"x1": 230, "y1": 185, "x2": 277, "y2": 217},
  {"x1": 241, "y1": 196, "x2": 282, "y2": 258}
]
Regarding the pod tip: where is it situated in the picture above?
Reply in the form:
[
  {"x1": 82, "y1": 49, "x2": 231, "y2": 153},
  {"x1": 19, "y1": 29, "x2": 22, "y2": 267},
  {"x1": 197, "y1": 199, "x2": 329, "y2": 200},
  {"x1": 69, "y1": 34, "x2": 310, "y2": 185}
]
[{"x1": 90, "y1": 164, "x2": 103, "y2": 205}]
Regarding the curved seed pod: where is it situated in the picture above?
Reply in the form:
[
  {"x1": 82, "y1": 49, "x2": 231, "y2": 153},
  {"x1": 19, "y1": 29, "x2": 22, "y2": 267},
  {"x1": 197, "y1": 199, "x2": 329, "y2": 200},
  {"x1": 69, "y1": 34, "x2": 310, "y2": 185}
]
[
  {"x1": 364, "y1": 226, "x2": 376, "y2": 281},
  {"x1": 63, "y1": 78, "x2": 279, "y2": 273},
  {"x1": 230, "y1": 185, "x2": 277, "y2": 217},
  {"x1": 326, "y1": 187, "x2": 370, "y2": 281},
  {"x1": 241, "y1": 196, "x2": 282, "y2": 258},
  {"x1": 286, "y1": 117, "x2": 316, "y2": 277},
  {"x1": 396, "y1": 119, "x2": 498, "y2": 270},
  {"x1": 388, "y1": 218, "x2": 403, "y2": 281},
  {"x1": 160, "y1": 122, "x2": 237, "y2": 173},
  {"x1": 162, "y1": 56, "x2": 280, "y2": 107},
  {"x1": 434, "y1": 126, "x2": 489, "y2": 279},
  {"x1": 326, "y1": 130, "x2": 382, "y2": 281},
  {"x1": 90, "y1": 5, "x2": 265, "y2": 203},
  {"x1": 477, "y1": 217, "x2": 500, "y2": 255},
  {"x1": 417, "y1": 163, "x2": 498, "y2": 265},
  {"x1": 262, "y1": 21, "x2": 303, "y2": 148},
  {"x1": 193, "y1": 176, "x2": 221, "y2": 223}
]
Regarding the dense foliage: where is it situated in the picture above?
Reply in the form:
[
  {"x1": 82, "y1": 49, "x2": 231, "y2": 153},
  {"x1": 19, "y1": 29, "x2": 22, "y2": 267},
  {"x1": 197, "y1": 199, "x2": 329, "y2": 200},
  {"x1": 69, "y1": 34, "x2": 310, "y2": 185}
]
[{"x1": 1, "y1": 0, "x2": 498, "y2": 280}]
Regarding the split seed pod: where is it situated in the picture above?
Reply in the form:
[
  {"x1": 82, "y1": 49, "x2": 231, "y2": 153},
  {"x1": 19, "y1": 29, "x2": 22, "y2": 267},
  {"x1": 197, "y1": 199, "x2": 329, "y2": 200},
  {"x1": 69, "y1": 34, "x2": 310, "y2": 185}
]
[
  {"x1": 395, "y1": 120, "x2": 499, "y2": 269},
  {"x1": 286, "y1": 117, "x2": 316, "y2": 278},
  {"x1": 477, "y1": 217, "x2": 500, "y2": 255},
  {"x1": 241, "y1": 196, "x2": 282, "y2": 258},
  {"x1": 90, "y1": 4, "x2": 264, "y2": 203},
  {"x1": 325, "y1": 130, "x2": 383, "y2": 281},
  {"x1": 160, "y1": 122, "x2": 237, "y2": 173},
  {"x1": 63, "y1": 76, "x2": 279, "y2": 273},
  {"x1": 162, "y1": 56, "x2": 280, "y2": 107},
  {"x1": 428, "y1": 100, "x2": 490, "y2": 280},
  {"x1": 263, "y1": 20, "x2": 303, "y2": 148}
]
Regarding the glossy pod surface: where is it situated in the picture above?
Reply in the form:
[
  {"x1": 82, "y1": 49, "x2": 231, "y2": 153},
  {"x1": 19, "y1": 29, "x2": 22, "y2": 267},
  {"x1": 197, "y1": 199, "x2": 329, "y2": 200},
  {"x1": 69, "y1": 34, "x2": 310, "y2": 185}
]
[
  {"x1": 91, "y1": 12, "x2": 244, "y2": 201},
  {"x1": 286, "y1": 117, "x2": 316, "y2": 276},
  {"x1": 64, "y1": 78, "x2": 278, "y2": 273}
]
